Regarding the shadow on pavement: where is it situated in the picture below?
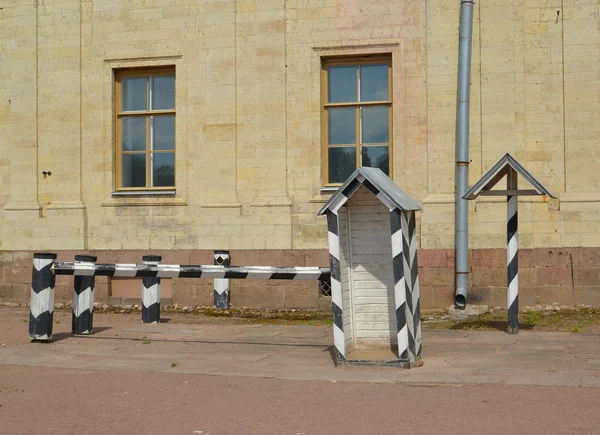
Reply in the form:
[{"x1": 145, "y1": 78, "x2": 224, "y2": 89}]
[
  {"x1": 54, "y1": 333, "x2": 333, "y2": 349},
  {"x1": 45, "y1": 327, "x2": 113, "y2": 343}
]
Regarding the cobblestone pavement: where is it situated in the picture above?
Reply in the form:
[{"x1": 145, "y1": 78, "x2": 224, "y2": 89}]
[{"x1": 1, "y1": 307, "x2": 599, "y2": 434}]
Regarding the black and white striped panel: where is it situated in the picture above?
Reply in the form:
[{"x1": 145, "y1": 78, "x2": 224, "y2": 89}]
[
  {"x1": 390, "y1": 208, "x2": 408, "y2": 361},
  {"x1": 402, "y1": 210, "x2": 422, "y2": 360},
  {"x1": 507, "y1": 194, "x2": 519, "y2": 334},
  {"x1": 328, "y1": 174, "x2": 396, "y2": 213},
  {"x1": 52, "y1": 263, "x2": 330, "y2": 281},
  {"x1": 327, "y1": 210, "x2": 345, "y2": 361},
  {"x1": 142, "y1": 256, "x2": 162, "y2": 324},
  {"x1": 72, "y1": 255, "x2": 97, "y2": 335},
  {"x1": 30, "y1": 253, "x2": 57, "y2": 341},
  {"x1": 326, "y1": 177, "x2": 362, "y2": 213},
  {"x1": 213, "y1": 251, "x2": 230, "y2": 309}
]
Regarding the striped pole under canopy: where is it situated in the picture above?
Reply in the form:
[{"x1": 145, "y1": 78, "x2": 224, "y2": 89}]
[
  {"x1": 72, "y1": 255, "x2": 97, "y2": 335},
  {"x1": 29, "y1": 253, "x2": 57, "y2": 341},
  {"x1": 142, "y1": 255, "x2": 162, "y2": 324},
  {"x1": 507, "y1": 168, "x2": 519, "y2": 334},
  {"x1": 213, "y1": 251, "x2": 230, "y2": 309}
]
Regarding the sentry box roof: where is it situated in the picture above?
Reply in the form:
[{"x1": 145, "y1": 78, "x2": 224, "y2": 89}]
[
  {"x1": 317, "y1": 167, "x2": 421, "y2": 215},
  {"x1": 463, "y1": 153, "x2": 556, "y2": 200}
]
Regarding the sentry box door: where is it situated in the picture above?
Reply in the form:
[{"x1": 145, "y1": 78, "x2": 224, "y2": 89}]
[{"x1": 346, "y1": 188, "x2": 397, "y2": 351}]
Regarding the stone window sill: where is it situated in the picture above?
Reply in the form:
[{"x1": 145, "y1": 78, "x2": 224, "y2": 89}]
[
  {"x1": 111, "y1": 190, "x2": 176, "y2": 196},
  {"x1": 102, "y1": 191, "x2": 186, "y2": 207}
]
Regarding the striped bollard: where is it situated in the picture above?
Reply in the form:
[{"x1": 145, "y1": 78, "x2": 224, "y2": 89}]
[
  {"x1": 507, "y1": 169, "x2": 519, "y2": 334},
  {"x1": 142, "y1": 255, "x2": 161, "y2": 323},
  {"x1": 72, "y1": 255, "x2": 97, "y2": 335},
  {"x1": 214, "y1": 250, "x2": 230, "y2": 309},
  {"x1": 29, "y1": 253, "x2": 57, "y2": 341}
]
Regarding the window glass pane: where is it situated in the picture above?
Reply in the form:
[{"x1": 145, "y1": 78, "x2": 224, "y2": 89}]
[
  {"x1": 122, "y1": 117, "x2": 146, "y2": 151},
  {"x1": 152, "y1": 116, "x2": 175, "y2": 151},
  {"x1": 360, "y1": 64, "x2": 389, "y2": 102},
  {"x1": 361, "y1": 106, "x2": 389, "y2": 144},
  {"x1": 328, "y1": 107, "x2": 356, "y2": 145},
  {"x1": 152, "y1": 152, "x2": 175, "y2": 187},
  {"x1": 328, "y1": 147, "x2": 356, "y2": 184},
  {"x1": 361, "y1": 146, "x2": 389, "y2": 176},
  {"x1": 122, "y1": 77, "x2": 147, "y2": 111},
  {"x1": 151, "y1": 75, "x2": 175, "y2": 110},
  {"x1": 122, "y1": 154, "x2": 146, "y2": 188},
  {"x1": 328, "y1": 66, "x2": 357, "y2": 103}
]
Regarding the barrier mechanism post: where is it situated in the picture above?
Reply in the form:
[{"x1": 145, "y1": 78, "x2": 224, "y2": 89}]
[
  {"x1": 30, "y1": 253, "x2": 58, "y2": 341},
  {"x1": 72, "y1": 255, "x2": 97, "y2": 335},
  {"x1": 142, "y1": 255, "x2": 162, "y2": 323},
  {"x1": 213, "y1": 250, "x2": 230, "y2": 309}
]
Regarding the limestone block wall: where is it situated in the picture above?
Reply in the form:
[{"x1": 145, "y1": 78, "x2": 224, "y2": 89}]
[
  {"x1": 0, "y1": 0, "x2": 429, "y2": 253},
  {"x1": 422, "y1": 0, "x2": 600, "y2": 251}
]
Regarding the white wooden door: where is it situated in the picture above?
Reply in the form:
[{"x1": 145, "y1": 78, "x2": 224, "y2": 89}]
[{"x1": 348, "y1": 189, "x2": 396, "y2": 347}]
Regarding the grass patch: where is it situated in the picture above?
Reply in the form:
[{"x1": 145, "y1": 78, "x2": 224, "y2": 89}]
[
  {"x1": 171, "y1": 362, "x2": 177, "y2": 368},
  {"x1": 199, "y1": 307, "x2": 331, "y2": 323},
  {"x1": 424, "y1": 308, "x2": 600, "y2": 333},
  {"x1": 525, "y1": 311, "x2": 542, "y2": 325}
]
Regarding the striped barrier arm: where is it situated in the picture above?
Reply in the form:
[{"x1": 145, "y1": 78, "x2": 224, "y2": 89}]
[{"x1": 52, "y1": 263, "x2": 330, "y2": 281}]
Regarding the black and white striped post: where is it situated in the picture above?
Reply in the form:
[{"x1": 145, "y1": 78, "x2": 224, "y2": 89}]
[
  {"x1": 391, "y1": 209, "x2": 423, "y2": 365},
  {"x1": 326, "y1": 209, "x2": 345, "y2": 361},
  {"x1": 402, "y1": 210, "x2": 422, "y2": 360},
  {"x1": 142, "y1": 255, "x2": 162, "y2": 324},
  {"x1": 391, "y1": 208, "x2": 423, "y2": 365},
  {"x1": 390, "y1": 209, "x2": 408, "y2": 360},
  {"x1": 507, "y1": 168, "x2": 519, "y2": 334},
  {"x1": 29, "y1": 253, "x2": 57, "y2": 341},
  {"x1": 213, "y1": 250, "x2": 230, "y2": 309},
  {"x1": 463, "y1": 154, "x2": 556, "y2": 334},
  {"x1": 72, "y1": 255, "x2": 97, "y2": 335}
]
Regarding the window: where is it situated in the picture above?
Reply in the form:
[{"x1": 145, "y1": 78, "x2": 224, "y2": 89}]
[
  {"x1": 322, "y1": 57, "x2": 392, "y2": 185},
  {"x1": 115, "y1": 68, "x2": 175, "y2": 190}
]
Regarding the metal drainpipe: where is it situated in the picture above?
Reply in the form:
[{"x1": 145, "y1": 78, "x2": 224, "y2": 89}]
[{"x1": 454, "y1": 0, "x2": 475, "y2": 308}]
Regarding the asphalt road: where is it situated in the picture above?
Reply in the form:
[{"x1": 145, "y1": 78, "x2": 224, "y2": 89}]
[{"x1": 2, "y1": 365, "x2": 600, "y2": 435}]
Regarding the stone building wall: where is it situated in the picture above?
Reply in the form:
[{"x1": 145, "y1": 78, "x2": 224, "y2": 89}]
[{"x1": 1, "y1": 0, "x2": 600, "y2": 307}]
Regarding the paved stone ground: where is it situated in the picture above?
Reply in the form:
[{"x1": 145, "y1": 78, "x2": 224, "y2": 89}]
[
  {"x1": 1, "y1": 307, "x2": 600, "y2": 434},
  {"x1": 2, "y1": 307, "x2": 599, "y2": 386}
]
